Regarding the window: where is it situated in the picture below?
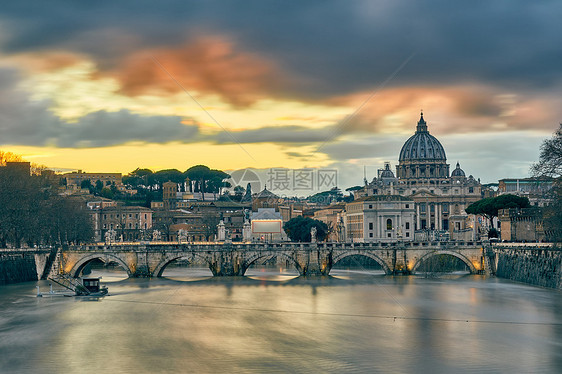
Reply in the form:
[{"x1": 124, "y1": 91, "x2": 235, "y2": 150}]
[
  {"x1": 420, "y1": 203, "x2": 426, "y2": 213},
  {"x1": 405, "y1": 222, "x2": 410, "y2": 230},
  {"x1": 405, "y1": 204, "x2": 409, "y2": 209},
  {"x1": 442, "y1": 204, "x2": 449, "y2": 213},
  {"x1": 369, "y1": 205, "x2": 373, "y2": 209},
  {"x1": 369, "y1": 233, "x2": 373, "y2": 238},
  {"x1": 469, "y1": 187, "x2": 474, "y2": 193},
  {"x1": 135, "y1": 214, "x2": 139, "y2": 219},
  {"x1": 421, "y1": 220, "x2": 427, "y2": 229},
  {"x1": 103, "y1": 214, "x2": 107, "y2": 219},
  {"x1": 387, "y1": 233, "x2": 392, "y2": 238},
  {"x1": 406, "y1": 232, "x2": 410, "y2": 237},
  {"x1": 128, "y1": 214, "x2": 132, "y2": 218},
  {"x1": 386, "y1": 219, "x2": 392, "y2": 230},
  {"x1": 369, "y1": 222, "x2": 373, "y2": 230},
  {"x1": 144, "y1": 214, "x2": 147, "y2": 219}
]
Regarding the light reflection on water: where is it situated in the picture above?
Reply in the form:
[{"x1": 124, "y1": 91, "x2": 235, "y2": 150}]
[{"x1": 0, "y1": 267, "x2": 561, "y2": 373}]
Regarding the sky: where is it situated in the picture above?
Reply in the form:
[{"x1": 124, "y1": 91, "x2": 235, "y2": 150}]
[{"x1": 0, "y1": 1, "x2": 560, "y2": 193}]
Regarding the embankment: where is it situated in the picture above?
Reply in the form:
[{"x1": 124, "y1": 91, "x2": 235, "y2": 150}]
[{"x1": 494, "y1": 244, "x2": 562, "y2": 289}]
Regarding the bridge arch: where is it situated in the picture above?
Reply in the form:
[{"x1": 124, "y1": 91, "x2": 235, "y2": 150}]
[
  {"x1": 410, "y1": 250, "x2": 477, "y2": 274},
  {"x1": 241, "y1": 252, "x2": 302, "y2": 276},
  {"x1": 331, "y1": 251, "x2": 393, "y2": 275},
  {"x1": 153, "y1": 253, "x2": 211, "y2": 277},
  {"x1": 70, "y1": 253, "x2": 132, "y2": 278}
]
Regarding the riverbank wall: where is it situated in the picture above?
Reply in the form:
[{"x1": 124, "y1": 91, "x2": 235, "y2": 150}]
[
  {"x1": 0, "y1": 249, "x2": 52, "y2": 285},
  {"x1": 493, "y1": 244, "x2": 562, "y2": 289}
]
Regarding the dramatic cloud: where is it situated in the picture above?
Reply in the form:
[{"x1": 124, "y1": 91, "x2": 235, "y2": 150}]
[
  {"x1": 2, "y1": 1, "x2": 560, "y2": 98},
  {"x1": 106, "y1": 37, "x2": 288, "y2": 107},
  {"x1": 326, "y1": 85, "x2": 562, "y2": 136},
  {"x1": 0, "y1": 68, "x2": 199, "y2": 147}
]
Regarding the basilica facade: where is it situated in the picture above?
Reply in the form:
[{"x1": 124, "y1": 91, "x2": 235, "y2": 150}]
[{"x1": 355, "y1": 113, "x2": 482, "y2": 241}]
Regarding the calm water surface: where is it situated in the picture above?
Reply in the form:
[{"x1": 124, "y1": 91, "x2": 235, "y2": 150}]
[{"x1": 0, "y1": 267, "x2": 561, "y2": 374}]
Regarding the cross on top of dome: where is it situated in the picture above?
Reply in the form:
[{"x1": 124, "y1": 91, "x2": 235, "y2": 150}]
[{"x1": 416, "y1": 111, "x2": 428, "y2": 133}]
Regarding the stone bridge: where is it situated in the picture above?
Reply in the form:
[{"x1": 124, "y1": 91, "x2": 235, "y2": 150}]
[{"x1": 58, "y1": 241, "x2": 488, "y2": 278}]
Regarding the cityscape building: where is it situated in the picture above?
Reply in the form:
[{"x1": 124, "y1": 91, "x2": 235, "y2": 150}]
[{"x1": 354, "y1": 113, "x2": 483, "y2": 241}]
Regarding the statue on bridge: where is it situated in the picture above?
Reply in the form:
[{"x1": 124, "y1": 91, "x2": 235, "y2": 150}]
[
  {"x1": 104, "y1": 229, "x2": 117, "y2": 244},
  {"x1": 311, "y1": 227, "x2": 317, "y2": 243},
  {"x1": 178, "y1": 229, "x2": 188, "y2": 243},
  {"x1": 152, "y1": 230, "x2": 162, "y2": 242},
  {"x1": 217, "y1": 220, "x2": 226, "y2": 241}
]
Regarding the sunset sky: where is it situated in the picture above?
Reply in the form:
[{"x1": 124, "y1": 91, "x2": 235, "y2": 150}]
[{"x1": 0, "y1": 1, "x2": 560, "y2": 191}]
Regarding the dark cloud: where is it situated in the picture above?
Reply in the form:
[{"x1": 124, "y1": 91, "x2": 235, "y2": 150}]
[
  {"x1": 0, "y1": 68, "x2": 199, "y2": 147},
  {"x1": 1, "y1": 1, "x2": 561, "y2": 101},
  {"x1": 56, "y1": 110, "x2": 199, "y2": 147}
]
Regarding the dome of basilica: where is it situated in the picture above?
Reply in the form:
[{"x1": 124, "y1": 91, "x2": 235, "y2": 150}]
[
  {"x1": 398, "y1": 113, "x2": 446, "y2": 162},
  {"x1": 379, "y1": 163, "x2": 395, "y2": 178},
  {"x1": 451, "y1": 162, "x2": 466, "y2": 177}
]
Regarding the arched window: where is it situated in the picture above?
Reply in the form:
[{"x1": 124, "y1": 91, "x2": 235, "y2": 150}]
[{"x1": 386, "y1": 219, "x2": 393, "y2": 230}]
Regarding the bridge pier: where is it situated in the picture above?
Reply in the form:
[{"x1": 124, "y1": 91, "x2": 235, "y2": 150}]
[
  {"x1": 392, "y1": 248, "x2": 410, "y2": 275},
  {"x1": 208, "y1": 250, "x2": 246, "y2": 276},
  {"x1": 293, "y1": 247, "x2": 332, "y2": 276}
]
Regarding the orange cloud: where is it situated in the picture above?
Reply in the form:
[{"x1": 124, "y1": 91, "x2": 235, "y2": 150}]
[
  {"x1": 8, "y1": 51, "x2": 85, "y2": 73},
  {"x1": 105, "y1": 36, "x2": 286, "y2": 107},
  {"x1": 326, "y1": 85, "x2": 560, "y2": 135}
]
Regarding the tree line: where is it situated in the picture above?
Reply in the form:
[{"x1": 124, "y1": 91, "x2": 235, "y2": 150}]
[
  {"x1": 0, "y1": 166, "x2": 93, "y2": 248},
  {"x1": 531, "y1": 124, "x2": 562, "y2": 241}
]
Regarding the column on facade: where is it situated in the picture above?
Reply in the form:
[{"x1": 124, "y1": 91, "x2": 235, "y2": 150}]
[
  {"x1": 437, "y1": 204, "x2": 442, "y2": 230},
  {"x1": 416, "y1": 204, "x2": 420, "y2": 230},
  {"x1": 374, "y1": 214, "x2": 379, "y2": 240}
]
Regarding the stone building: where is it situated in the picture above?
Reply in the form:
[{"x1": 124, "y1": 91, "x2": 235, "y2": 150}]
[
  {"x1": 345, "y1": 195, "x2": 415, "y2": 242},
  {"x1": 252, "y1": 187, "x2": 281, "y2": 211},
  {"x1": 499, "y1": 208, "x2": 545, "y2": 242},
  {"x1": 250, "y1": 208, "x2": 287, "y2": 241},
  {"x1": 498, "y1": 177, "x2": 554, "y2": 207},
  {"x1": 63, "y1": 170, "x2": 122, "y2": 189},
  {"x1": 94, "y1": 205, "x2": 153, "y2": 242},
  {"x1": 356, "y1": 113, "x2": 482, "y2": 240},
  {"x1": 162, "y1": 181, "x2": 178, "y2": 210},
  {"x1": 3, "y1": 161, "x2": 31, "y2": 177}
]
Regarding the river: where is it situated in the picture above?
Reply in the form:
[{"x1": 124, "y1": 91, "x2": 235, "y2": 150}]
[{"x1": 0, "y1": 266, "x2": 561, "y2": 373}]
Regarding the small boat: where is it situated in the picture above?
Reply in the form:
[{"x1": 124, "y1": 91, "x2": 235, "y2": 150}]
[
  {"x1": 79, "y1": 277, "x2": 109, "y2": 296},
  {"x1": 37, "y1": 276, "x2": 108, "y2": 297}
]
